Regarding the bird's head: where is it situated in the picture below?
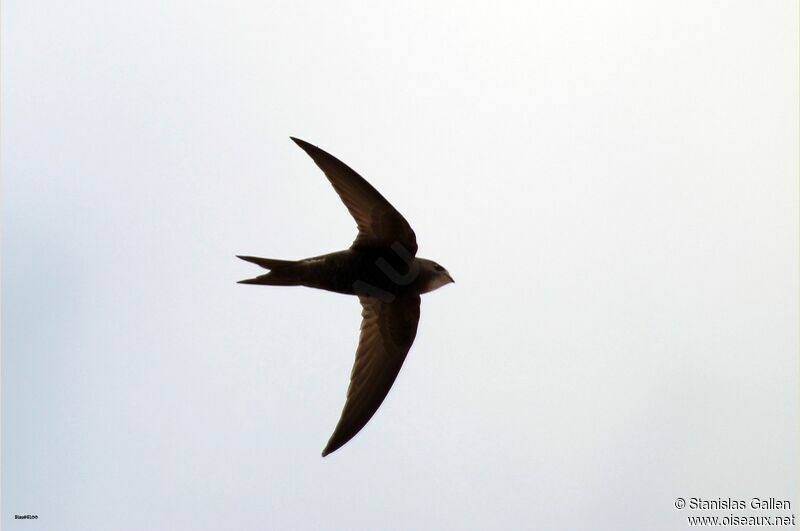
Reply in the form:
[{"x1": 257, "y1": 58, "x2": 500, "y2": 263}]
[{"x1": 417, "y1": 258, "x2": 454, "y2": 293}]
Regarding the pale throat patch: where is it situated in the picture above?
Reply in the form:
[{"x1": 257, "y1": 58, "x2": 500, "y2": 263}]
[{"x1": 423, "y1": 273, "x2": 451, "y2": 293}]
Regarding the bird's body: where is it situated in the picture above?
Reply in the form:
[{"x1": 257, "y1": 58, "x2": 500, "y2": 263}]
[
  {"x1": 238, "y1": 137, "x2": 453, "y2": 456},
  {"x1": 240, "y1": 249, "x2": 449, "y2": 297}
]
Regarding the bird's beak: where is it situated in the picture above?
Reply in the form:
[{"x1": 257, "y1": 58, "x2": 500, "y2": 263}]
[{"x1": 447, "y1": 274, "x2": 455, "y2": 284}]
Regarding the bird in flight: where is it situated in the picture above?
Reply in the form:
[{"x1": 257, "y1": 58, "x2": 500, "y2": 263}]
[{"x1": 238, "y1": 137, "x2": 454, "y2": 457}]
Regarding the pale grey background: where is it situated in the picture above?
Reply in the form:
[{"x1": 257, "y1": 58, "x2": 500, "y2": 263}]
[{"x1": 2, "y1": 1, "x2": 798, "y2": 530}]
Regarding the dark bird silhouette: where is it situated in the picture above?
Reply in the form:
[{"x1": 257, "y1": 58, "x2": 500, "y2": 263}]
[{"x1": 238, "y1": 137, "x2": 454, "y2": 457}]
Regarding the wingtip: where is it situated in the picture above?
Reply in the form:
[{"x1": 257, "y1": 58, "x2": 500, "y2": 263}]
[
  {"x1": 321, "y1": 439, "x2": 339, "y2": 457},
  {"x1": 290, "y1": 136, "x2": 317, "y2": 152}
]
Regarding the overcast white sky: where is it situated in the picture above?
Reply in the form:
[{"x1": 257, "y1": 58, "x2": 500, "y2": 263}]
[{"x1": 2, "y1": 1, "x2": 798, "y2": 530}]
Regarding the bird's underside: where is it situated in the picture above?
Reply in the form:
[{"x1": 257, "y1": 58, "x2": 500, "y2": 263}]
[
  {"x1": 240, "y1": 248, "x2": 429, "y2": 297},
  {"x1": 238, "y1": 137, "x2": 451, "y2": 456}
]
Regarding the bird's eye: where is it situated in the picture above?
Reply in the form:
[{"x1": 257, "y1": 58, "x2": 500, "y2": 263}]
[{"x1": 434, "y1": 265, "x2": 444, "y2": 272}]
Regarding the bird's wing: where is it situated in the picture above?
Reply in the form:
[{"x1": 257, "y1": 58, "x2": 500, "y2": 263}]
[
  {"x1": 291, "y1": 137, "x2": 418, "y2": 256},
  {"x1": 322, "y1": 294, "x2": 422, "y2": 456}
]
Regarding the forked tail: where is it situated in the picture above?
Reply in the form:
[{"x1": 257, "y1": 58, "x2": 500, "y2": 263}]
[{"x1": 237, "y1": 255, "x2": 302, "y2": 286}]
